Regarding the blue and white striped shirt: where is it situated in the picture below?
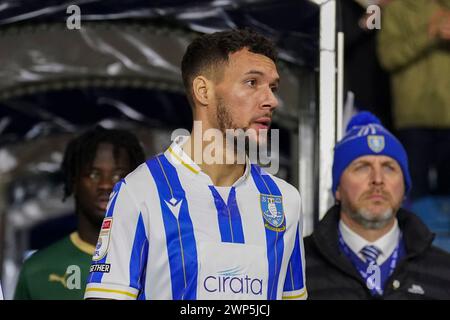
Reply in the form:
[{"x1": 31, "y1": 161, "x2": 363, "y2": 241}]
[{"x1": 85, "y1": 136, "x2": 307, "y2": 300}]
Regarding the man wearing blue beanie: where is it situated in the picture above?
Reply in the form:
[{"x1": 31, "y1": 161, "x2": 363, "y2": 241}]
[{"x1": 304, "y1": 111, "x2": 450, "y2": 299}]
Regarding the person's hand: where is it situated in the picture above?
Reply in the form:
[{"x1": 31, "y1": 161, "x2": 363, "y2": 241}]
[
  {"x1": 428, "y1": 9, "x2": 450, "y2": 41},
  {"x1": 436, "y1": 13, "x2": 450, "y2": 40}
]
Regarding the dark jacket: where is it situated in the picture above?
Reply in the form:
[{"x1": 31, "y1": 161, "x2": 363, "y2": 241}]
[{"x1": 304, "y1": 205, "x2": 450, "y2": 299}]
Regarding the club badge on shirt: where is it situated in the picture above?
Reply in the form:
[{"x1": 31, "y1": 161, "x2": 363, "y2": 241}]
[
  {"x1": 93, "y1": 217, "x2": 113, "y2": 261},
  {"x1": 260, "y1": 194, "x2": 285, "y2": 232}
]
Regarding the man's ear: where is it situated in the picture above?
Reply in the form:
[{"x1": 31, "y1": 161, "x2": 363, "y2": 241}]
[{"x1": 192, "y1": 76, "x2": 212, "y2": 106}]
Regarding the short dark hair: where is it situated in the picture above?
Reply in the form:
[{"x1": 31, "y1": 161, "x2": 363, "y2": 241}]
[
  {"x1": 181, "y1": 28, "x2": 278, "y2": 107},
  {"x1": 61, "y1": 126, "x2": 146, "y2": 200}
]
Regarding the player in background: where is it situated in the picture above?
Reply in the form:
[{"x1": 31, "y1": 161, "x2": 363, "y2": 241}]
[{"x1": 14, "y1": 126, "x2": 145, "y2": 299}]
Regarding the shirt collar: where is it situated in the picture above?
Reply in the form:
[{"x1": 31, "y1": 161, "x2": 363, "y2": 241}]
[
  {"x1": 165, "y1": 135, "x2": 201, "y2": 174},
  {"x1": 339, "y1": 218, "x2": 400, "y2": 264},
  {"x1": 70, "y1": 232, "x2": 96, "y2": 256},
  {"x1": 165, "y1": 135, "x2": 251, "y2": 186}
]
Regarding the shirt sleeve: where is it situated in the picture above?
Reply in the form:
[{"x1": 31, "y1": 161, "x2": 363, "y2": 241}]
[
  {"x1": 84, "y1": 179, "x2": 149, "y2": 300},
  {"x1": 282, "y1": 191, "x2": 307, "y2": 300},
  {"x1": 14, "y1": 263, "x2": 32, "y2": 300}
]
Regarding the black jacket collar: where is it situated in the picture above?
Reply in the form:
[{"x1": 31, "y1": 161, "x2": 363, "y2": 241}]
[{"x1": 311, "y1": 205, "x2": 435, "y2": 279}]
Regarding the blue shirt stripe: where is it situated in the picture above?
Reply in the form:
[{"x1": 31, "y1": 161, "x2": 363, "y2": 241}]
[
  {"x1": 106, "y1": 180, "x2": 123, "y2": 218},
  {"x1": 137, "y1": 262, "x2": 148, "y2": 300},
  {"x1": 129, "y1": 213, "x2": 149, "y2": 293},
  {"x1": 283, "y1": 226, "x2": 304, "y2": 291},
  {"x1": 209, "y1": 186, "x2": 245, "y2": 244},
  {"x1": 227, "y1": 187, "x2": 245, "y2": 244},
  {"x1": 250, "y1": 164, "x2": 285, "y2": 300},
  {"x1": 147, "y1": 154, "x2": 198, "y2": 300}
]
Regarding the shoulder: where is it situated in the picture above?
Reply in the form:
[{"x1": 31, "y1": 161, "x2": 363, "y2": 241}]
[
  {"x1": 402, "y1": 239, "x2": 450, "y2": 283},
  {"x1": 259, "y1": 168, "x2": 301, "y2": 205},
  {"x1": 383, "y1": 0, "x2": 430, "y2": 22},
  {"x1": 302, "y1": 234, "x2": 320, "y2": 257},
  {"x1": 119, "y1": 161, "x2": 157, "y2": 203},
  {"x1": 385, "y1": 0, "x2": 422, "y2": 11},
  {"x1": 20, "y1": 236, "x2": 72, "y2": 271},
  {"x1": 303, "y1": 234, "x2": 314, "y2": 247},
  {"x1": 123, "y1": 161, "x2": 153, "y2": 186},
  {"x1": 421, "y1": 245, "x2": 450, "y2": 266},
  {"x1": 254, "y1": 165, "x2": 299, "y2": 194}
]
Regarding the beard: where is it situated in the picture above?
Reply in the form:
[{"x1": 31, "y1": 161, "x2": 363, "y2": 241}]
[
  {"x1": 340, "y1": 187, "x2": 402, "y2": 230},
  {"x1": 216, "y1": 98, "x2": 244, "y2": 133},
  {"x1": 216, "y1": 98, "x2": 252, "y2": 157},
  {"x1": 346, "y1": 205, "x2": 395, "y2": 230},
  {"x1": 215, "y1": 98, "x2": 272, "y2": 157}
]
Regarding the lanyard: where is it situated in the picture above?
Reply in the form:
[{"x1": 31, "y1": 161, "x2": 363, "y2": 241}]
[{"x1": 338, "y1": 229, "x2": 401, "y2": 296}]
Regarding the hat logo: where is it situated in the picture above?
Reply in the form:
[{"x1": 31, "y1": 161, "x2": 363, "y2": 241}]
[{"x1": 367, "y1": 135, "x2": 385, "y2": 153}]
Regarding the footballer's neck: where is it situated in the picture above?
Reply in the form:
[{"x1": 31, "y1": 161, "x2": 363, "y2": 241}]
[
  {"x1": 183, "y1": 128, "x2": 245, "y2": 187},
  {"x1": 77, "y1": 209, "x2": 102, "y2": 246}
]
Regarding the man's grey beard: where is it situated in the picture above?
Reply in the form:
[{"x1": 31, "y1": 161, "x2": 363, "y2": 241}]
[{"x1": 346, "y1": 206, "x2": 395, "y2": 230}]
